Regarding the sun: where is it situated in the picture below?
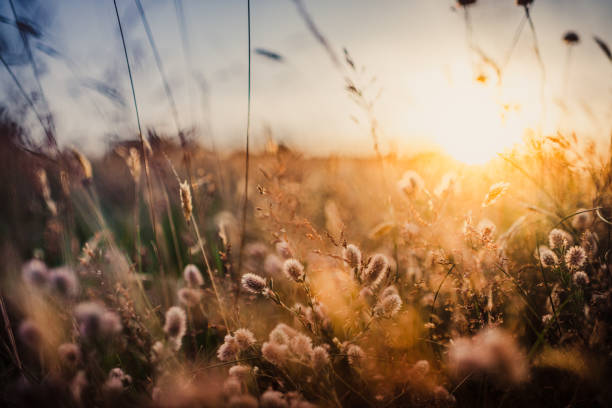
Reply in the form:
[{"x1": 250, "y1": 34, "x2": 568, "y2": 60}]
[{"x1": 427, "y1": 72, "x2": 530, "y2": 165}]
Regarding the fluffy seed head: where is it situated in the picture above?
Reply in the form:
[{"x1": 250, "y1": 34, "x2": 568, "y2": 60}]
[
  {"x1": 217, "y1": 335, "x2": 239, "y2": 361},
  {"x1": 565, "y1": 246, "x2": 587, "y2": 270},
  {"x1": 177, "y1": 288, "x2": 202, "y2": 307},
  {"x1": 269, "y1": 323, "x2": 295, "y2": 345},
  {"x1": 376, "y1": 293, "x2": 402, "y2": 317},
  {"x1": 229, "y1": 365, "x2": 251, "y2": 380},
  {"x1": 18, "y1": 320, "x2": 42, "y2": 350},
  {"x1": 289, "y1": 333, "x2": 314, "y2": 362},
  {"x1": 549, "y1": 229, "x2": 573, "y2": 250},
  {"x1": 223, "y1": 377, "x2": 242, "y2": 396},
  {"x1": 571, "y1": 209, "x2": 593, "y2": 231},
  {"x1": 413, "y1": 360, "x2": 430, "y2": 377},
  {"x1": 380, "y1": 285, "x2": 399, "y2": 299},
  {"x1": 343, "y1": 244, "x2": 362, "y2": 269},
  {"x1": 179, "y1": 180, "x2": 192, "y2": 222},
  {"x1": 283, "y1": 259, "x2": 304, "y2": 282},
  {"x1": 21, "y1": 259, "x2": 48, "y2": 287},
  {"x1": 347, "y1": 344, "x2": 365, "y2": 366},
  {"x1": 58, "y1": 343, "x2": 81, "y2": 365},
  {"x1": 581, "y1": 230, "x2": 598, "y2": 259},
  {"x1": 262, "y1": 341, "x2": 288, "y2": 366},
  {"x1": 538, "y1": 246, "x2": 558, "y2": 268},
  {"x1": 241, "y1": 273, "x2": 267, "y2": 294},
  {"x1": 260, "y1": 389, "x2": 288, "y2": 408},
  {"x1": 183, "y1": 264, "x2": 204, "y2": 287},
  {"x1": 362, "y1": 254, "x2": 388, "y2": 288},
  {"x1": 75, "y1": 302, "x2": 122, "y2": 339},
  {"x1": 264, "y1": 254, "x2": 283, "y2": 276},
  {"x1": 234, "y1": 328, "x2": 257, "y2": 350},
  {"x1": 163, "y1": 306, "x2": 187, "y2": 341},
  {"x1": 447, "y1": 327, "x2": 528, "y2": 385},
  {"x1": 49, "y1": 267, "x2": 79, "y2": 297},
  {"x1": 313, "y1": 346, "x2": 330, "y2": 371},
  {"x1": 398, "y1": 170, "x2": 424, "y2": 196},
  {"x1": 275, "y1": 240, "x2": 292, "y2": 259},
  {"x1": 573, "y1": 271, "x2": 589, "y2": 286}
]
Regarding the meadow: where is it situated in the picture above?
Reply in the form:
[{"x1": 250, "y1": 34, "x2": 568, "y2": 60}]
[{"x1": 1, "y1": 1, "x2": 612, "y2": 407}]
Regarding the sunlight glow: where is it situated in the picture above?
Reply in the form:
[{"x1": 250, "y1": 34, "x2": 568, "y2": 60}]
[{"x1": 432, "y1": 82, "x2": 526, "y2": 165}]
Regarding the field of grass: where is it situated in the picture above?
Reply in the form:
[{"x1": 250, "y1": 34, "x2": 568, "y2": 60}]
[{"x1": 2, "y1": 1, "x2": 612, "y2": 407}]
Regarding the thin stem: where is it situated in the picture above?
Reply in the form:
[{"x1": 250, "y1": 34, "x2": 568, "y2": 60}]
[
  {"x1": 113, "y1": 0, "x2": 162, "y2": 289},
  {"x1": 237, "y1": 0, "x2": 252, "y2": 276}
]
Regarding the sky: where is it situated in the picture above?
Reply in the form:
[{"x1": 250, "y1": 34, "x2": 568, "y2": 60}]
[{"x1": 1, "y1": 0, "x2": 612, "y2": 162}]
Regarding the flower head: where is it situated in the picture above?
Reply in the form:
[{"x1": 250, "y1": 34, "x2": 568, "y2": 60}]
[
  {"x1": 548, "y1": 228, "x2": 573, "y2": 250},
  {"x1": 343, "y1": 244, "x2": 362, "y2": 269},
  {"x1": 22, "y1": 259, "x2": 49, "y2": 287},
  {"x1": 538, "y1": 246, "x2": 558, "y2": 268},
  {"x1": 179, "y1": 180, "x2": 192, "y2": 222},
  {"x1": 313, "y1": 346, "x2": 330, "y2": 371},
  {"x1": 565, "y1": 246, "x2": 587, "y2": 270},
  {"x1": 283, "y1": 259, "x2": 305, "y2": 282},
  {"x1": 572, "y1": 271, "x2": 589, "y2": 286},
  {"x1": 362, "y1": 254, "x2": 388, "y2": 288},
  {"x1": 241, "y1": 273, "x2": 267, "y2": 294},
  {"x1": 218, "y1": 335, "x2": 239, "y2": 361},
  {"x1": 163, "y1": 306, "x2": 187, "y2": 342},
  {"x1": 183, "y1": 264, "x2": 204, "y2": 287},
  {"x1": 49, "y1": 267, "x2": 79, "y2": 298},
  {"x1": 262, "y1": 341, "x2": 288, "y2": 366},
  {"x1": 234, "y1": 328, "x2": 257, "y2": 350}
]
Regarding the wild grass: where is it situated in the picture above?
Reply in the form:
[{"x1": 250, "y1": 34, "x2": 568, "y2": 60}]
[{"x1": 1, "y1": 1, "x2": 612, "y2": 408}]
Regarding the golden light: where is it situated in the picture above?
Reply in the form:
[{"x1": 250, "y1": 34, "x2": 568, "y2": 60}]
[{"x1": 422, "y1": 64, "x2": 537, "y2": 165}]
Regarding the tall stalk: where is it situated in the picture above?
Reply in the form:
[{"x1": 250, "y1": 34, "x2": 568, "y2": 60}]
[{"x1": 237, "y1": 0, "x2": 252, "y2": 276}]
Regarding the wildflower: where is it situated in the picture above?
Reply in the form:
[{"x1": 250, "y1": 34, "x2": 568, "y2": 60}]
[
  {"x1": 229, "y1": 365, "x2": 251, "y2": 380},
  {"x1": 234, "y1": 328, "x2": 257, "y2": 350},
  {"x1": 347, "y1": 344, "x2": 365, "y2": 367},
  {"x1": 538, "y1": 246, "x2": 558, "y2": 268},
  {"x1": 581, "y1": 230, "x2": 598, "y2": 259},
  {"x1": 18, "y1": 320, "x2": 42, "y2": 350},
  {"x1": 380, "y1": 285, "x2": 398, "y2": 299},
  {"x1": 58, "y1": 343, "x2": 81, "y2": 366},
  {"x1": 376, "y1": 293, "x2": 402, "y2": 317},
  {"x1": 261, "y1": 389, "x2": 288, "y2": 408},
  {"x1": 275, "y1": 240, "x2": 292, "y2": 259},
  {"x1": 264, "y1": 254, "x2": 283, "y2": 276},
  {"x1": 241, "y1": 273, "x2": 267, "y2": 294},
  {"x1": 482, "y1": 182, "x2": 509, "y2": 207},
  {"x1": 447, "y1": 327, "x2": 528, "y2": 385},
  {"x1": 573, "y1": 271, "x2": 589, "y2": 286},
  {"x1": 362, "y1": 254, "x2": 388, "y2": 288},
  {"x1": 548, "y1": 228, "x2": 573, "y2": 250},
  {"x1": 49, "y1": 267, "x2": 79, "y2": 297},
  {"x1": 105, "y1": 367, "x2": 131, "y2": 391},
  {"x1": 312, "y1": 346, "x2": 330, "y2": 370},
  {"x1": 21, "y1": 259, "x2": 49, "y2": 287},
  {"x1": 163, "y1": 306, "x2": 187, "y2": 341},
  {"x1": 262, "y1": 341, "x2": 288, "y2": 366},
  {"x1": 269, "y1": 323, "x2": 295, "y2": 345},
  {"x1": 413, "y1": 360, "x2": 430, "y2": 377},
  {"x1": 283, "y1": 259, "x2": 304, "y2": 282},
  {"x1": 541, "y1": 314, "x2": 553, "y2": 324},
  {"x1": 289, "y1": 333, "x2": 314, "y2": 362},
  {"x1": 565, "y1": 246, "x2": 587, "y2": 270},
  {"x1": 179, "y1": 180, "x2": 192, "y2": 222},
  {"x1": 571, "y1": 209, "x2": 593, "y2": 231},
  {"x1": 75, "y1": 302, "x2": 122, "y2": 339},
  {"x1": 183, "y1": 264, "x2": 204, "y2": 287},
  {"x1": 398, "y1": 170, "x2": 424, "y2": 197},
  {"x1": 343, "y1": 244, "x2": 362, "y2": 269},
  {"x1": 178, "y1": 288, "x2": 202, "y2": 307},
  {"x1": 218, "y1": 335, "x2": 239, "y2": 361}
]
